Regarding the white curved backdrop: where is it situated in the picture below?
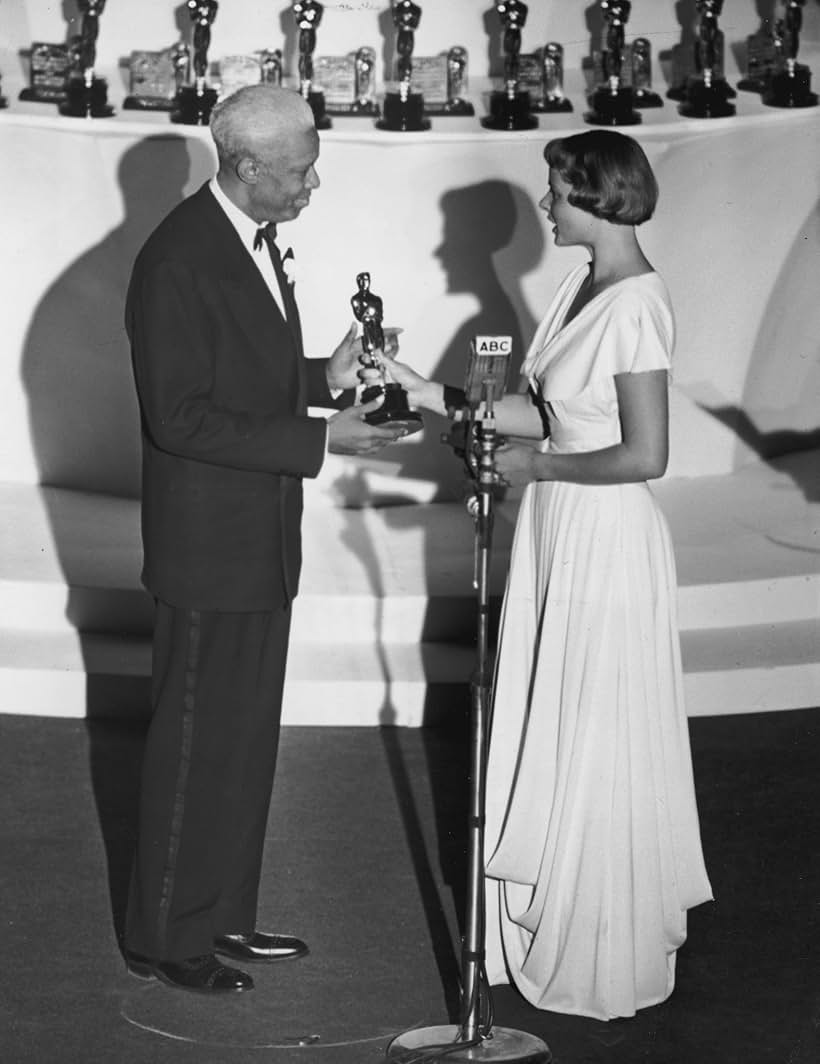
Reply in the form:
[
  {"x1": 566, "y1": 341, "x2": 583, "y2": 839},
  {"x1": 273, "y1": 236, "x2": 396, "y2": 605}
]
[{"x1": 1, "y1": 1, "x2": 818, "y2": 503}]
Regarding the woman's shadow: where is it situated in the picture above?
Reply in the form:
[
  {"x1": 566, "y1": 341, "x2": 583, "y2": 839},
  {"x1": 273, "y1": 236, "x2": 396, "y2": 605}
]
[
  {"x1": 20, "y1": 133, "x2": 214, "y2": 944},
  {"x1": 359, "y1": 178, "x2": 544, "y2": 502},
  {"x1": 338, "y1": 180, "x2": 546, "y2": 1015}
]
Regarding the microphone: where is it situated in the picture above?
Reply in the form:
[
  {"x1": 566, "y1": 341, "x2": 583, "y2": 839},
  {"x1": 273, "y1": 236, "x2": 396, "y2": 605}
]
[
  {"x1": 463, "y1": 335, "x2": 512, "y2": 415},
  {"x1": 442, "y1": 335, "x2": 513, "y2": 481}
]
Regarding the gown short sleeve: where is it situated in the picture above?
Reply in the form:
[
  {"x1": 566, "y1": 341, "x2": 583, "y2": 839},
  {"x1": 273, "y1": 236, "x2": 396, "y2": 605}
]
[{"x1": 522, "y1": 270, "x2": 675, "y2": 401}]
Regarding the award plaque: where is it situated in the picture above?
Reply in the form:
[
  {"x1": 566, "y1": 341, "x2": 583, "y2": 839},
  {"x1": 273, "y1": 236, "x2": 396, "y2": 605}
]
[
  {"x1": 516, "y1": 52, "x2": 546, "y2": 109},
  {"x1": 401, "y1": 47, "x2": 474, "y2": 116},
  {"x1": 630, "y1": 37, "x2": 663, "y2": 107},
  {"x1": 19, "y1": 41, "x2": 79, "y2": 103},
  {"x1": 172, "y1": 0, "x2": 219, "y2": 126},
  {"x1": 409, "y1": 55, "x2": 448, "y2": 110},
  {"x1": 123, "y1": 43, "x2": 189, "y2": 111},
  {"x1": 258, "y1": 48, "x2": 284, "y2": 85},
  {"x1": 762, "y1": 2, "x2": 817, "y2": 108},
  {"x1": 482, "y1": 0, "x2": 538, "y2": 130},
  {"x1": 676, "y1": 0, "x2": 736, "y2": 117},
  {"x1": 218, "y1": 54, "x2": 262, "y2": 98},
  {"x1": 534, "y1": 42, "x2": 573, "y2": 113},
  {"x1": 59, "y1": 0, "x2": 115, "y2": 118},
  {"x1": 737, "y1": 18, "x2": 777, "y2": 93},
  {"x1": 351, "y1": 272, "x2": 423, "y2": 435},
  {"x1": 378, "y1": 1, "x2": 430, "y2": 132},
  {"x1": 314, "y1": 48, "x2": 379, "y2": 116},
  {"x1": 292, "y1": 1, "x2": 331, "y2": 129},
  {"x1": 585, "y1": 1, "x2": 641, "y2": 125}
]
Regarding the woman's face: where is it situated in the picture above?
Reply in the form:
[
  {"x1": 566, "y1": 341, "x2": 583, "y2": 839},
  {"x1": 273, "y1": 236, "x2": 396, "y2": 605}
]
[{"x1": 539, "y1": 168, "x2": 594, "y2": 248}]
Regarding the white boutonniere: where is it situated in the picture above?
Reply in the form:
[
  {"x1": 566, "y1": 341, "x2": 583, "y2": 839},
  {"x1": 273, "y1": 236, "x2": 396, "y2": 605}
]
[{"x1": 282, "y1": 248, "x2": 297, "y2": 286}]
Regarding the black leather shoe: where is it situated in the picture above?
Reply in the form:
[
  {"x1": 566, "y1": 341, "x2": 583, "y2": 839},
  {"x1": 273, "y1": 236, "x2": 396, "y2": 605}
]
[
  {"x1": 126, "y1": 950, "x2": 253, "y2": 993},
  {"x1": 125, "y1": 950, "x2": 155, "y2": 980},
  {"x1": 214, "y1": 931, "x2": 309, "y2": 963}
]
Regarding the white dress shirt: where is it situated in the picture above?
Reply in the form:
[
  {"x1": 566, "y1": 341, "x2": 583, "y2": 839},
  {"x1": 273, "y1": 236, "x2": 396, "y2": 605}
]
[
  {"x1": 208, "y1": 177, "x2": 339, "y2": 446},
  {"x1": 209, "y1": 176, "x2": 287, "y2": 319}
]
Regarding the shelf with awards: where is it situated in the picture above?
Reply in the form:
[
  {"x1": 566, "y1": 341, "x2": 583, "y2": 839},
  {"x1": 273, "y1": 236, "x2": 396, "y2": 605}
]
[{"x1": 1, "y1": 0, "x2": 818, "y2": 132}]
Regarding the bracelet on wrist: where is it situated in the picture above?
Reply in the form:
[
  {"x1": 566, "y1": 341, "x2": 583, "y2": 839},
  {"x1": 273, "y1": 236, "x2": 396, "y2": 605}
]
[{"x1": 443, "y1": 385, "x2": 468, "y2": 422}]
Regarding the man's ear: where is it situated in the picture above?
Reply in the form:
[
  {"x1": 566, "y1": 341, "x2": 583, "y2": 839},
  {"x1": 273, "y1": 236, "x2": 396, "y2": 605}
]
[{"x1": 236, "y1": 157, "x2": 259, "y2": 185}]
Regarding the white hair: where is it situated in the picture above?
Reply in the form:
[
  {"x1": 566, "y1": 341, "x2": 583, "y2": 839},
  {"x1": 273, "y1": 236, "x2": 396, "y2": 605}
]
[{"x1": 210, "y1": 86, "x2": 315, "y2": 168}]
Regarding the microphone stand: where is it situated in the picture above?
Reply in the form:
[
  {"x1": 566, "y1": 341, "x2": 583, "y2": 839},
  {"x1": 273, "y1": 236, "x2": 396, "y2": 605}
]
[{"x1": 386, "y1": 386, "x2": 551, "y2": 1063}]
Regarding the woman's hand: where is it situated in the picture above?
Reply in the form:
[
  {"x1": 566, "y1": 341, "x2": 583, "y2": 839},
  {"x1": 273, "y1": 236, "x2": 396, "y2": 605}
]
[
  {"x1": 360, "y1": 354, "x2": 444, "y2": 414},
  {"x1": 494, "y1": 441, "x2": 543, "y2": 486},
  {"x1": 327, "y1": 322, "x2": 402, "y2": 391}
]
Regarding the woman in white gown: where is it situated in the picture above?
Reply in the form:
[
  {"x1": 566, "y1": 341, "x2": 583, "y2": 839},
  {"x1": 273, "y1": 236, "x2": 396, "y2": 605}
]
[{"x1": 378, "y1": 130, "x2": 713, "y2": 1021}]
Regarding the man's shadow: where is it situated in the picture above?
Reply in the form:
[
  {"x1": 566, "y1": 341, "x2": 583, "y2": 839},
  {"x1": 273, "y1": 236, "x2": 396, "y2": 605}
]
[
  {"x1": 20, "y1": 133, "x2": 214, "y2": 943},
  {"x1": 21, "y1": 135, "x2": 212, "y2": 496}
]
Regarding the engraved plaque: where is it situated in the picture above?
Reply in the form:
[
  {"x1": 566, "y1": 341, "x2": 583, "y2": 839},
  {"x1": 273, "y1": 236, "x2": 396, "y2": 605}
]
[
  {"x1": 124, "y1": 48, "x2": 179, "y2": 110},
  {"x1": 408, "y1": 54, "x2": 448, "y2": 106},
  {"x1": 316, "y1": 47, "x2": 378, "y2": 115},
  {"x1": 20, "y1": 41, "x2": 76, "y2": 102},
  {"x1": 314, "y1": 54, "x2": 357, "y2": 107},
  {"x1": 218, "y1": 54, "x2": 262, "y2": 98},
  {"x1": 517, "y1": 53, "x2": 544, "y2": 105}
]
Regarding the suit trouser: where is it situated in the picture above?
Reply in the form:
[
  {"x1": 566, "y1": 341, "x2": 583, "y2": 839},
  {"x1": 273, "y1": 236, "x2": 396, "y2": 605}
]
[{"x1": 125, "y1": 599, "x2": 292, "y2": 961}]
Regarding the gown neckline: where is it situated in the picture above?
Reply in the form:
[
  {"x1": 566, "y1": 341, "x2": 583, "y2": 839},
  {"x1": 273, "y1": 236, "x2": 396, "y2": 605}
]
[{"x1": 557, "y1": 266, "x2": 659, "y2": 338}]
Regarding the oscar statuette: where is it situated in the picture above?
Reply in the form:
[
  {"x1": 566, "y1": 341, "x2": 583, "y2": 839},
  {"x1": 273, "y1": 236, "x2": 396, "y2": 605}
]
[
  {"x1": 762, "y1": 1, "x2": 818, "y2": 108},
  {"x1": 482, "y1": 0, "x2": 538, "y2": 130},
  {"x1": 172, "y1": 0, "x2": 219, "y2": 125},
  {"x1": 534, "y1": 42, "x2": 573, "y2": 113},
  {"x1": 677, "y1": 0, "x2": 736, "y2": 117},
  {"x1": 378, "y1": 1, "x2": 430, "y2": 131},
  {"x1": 292, "y1": 0, "x2": 332, "y2": 128},
  {"x1": 737, "y1": 12, "x2": 777, "y2": 93},
  {"x1": 442, "y1": 46, "x2": 475, "y2": 116},
  {"x1": 352, "y1": 47, "x2": 379, "y2": 115},
  {"x1": 350, "y1": 273, "x2": 422, "y2": 435},
  {"x1": 585, "y1": 1, "x2": 641, "y2": 125},
  {"x1": 59, "y1": 0, "x2": 115, "y2": 117},
  {"x1": 630, "y1": 36, "x2": 663, "y2": 107},
  {"x1": 259, "y1": 48, "x2": 283, "y2": 85}
]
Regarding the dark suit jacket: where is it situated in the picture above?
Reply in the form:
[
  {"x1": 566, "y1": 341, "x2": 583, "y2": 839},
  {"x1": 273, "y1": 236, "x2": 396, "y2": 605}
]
[{"x1": 126, "y1": 183, "x2": 343, "y2": 611}]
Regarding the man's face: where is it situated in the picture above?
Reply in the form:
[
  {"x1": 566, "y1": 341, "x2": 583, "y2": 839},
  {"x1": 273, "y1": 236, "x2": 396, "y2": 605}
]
[{"x1": 249, "y1": 126, "x2": 320, "y2": 224}]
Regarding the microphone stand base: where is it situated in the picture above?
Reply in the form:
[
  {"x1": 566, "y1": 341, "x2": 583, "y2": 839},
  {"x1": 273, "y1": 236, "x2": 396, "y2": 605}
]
[{"x1": 386, "y1": 1024, "x2": 551, "y2": 1062}]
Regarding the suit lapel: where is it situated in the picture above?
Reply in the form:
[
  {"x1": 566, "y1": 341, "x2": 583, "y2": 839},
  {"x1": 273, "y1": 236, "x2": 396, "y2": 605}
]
[{"x1": 191, "y1": 185, "x2": 303, "y2": 400}]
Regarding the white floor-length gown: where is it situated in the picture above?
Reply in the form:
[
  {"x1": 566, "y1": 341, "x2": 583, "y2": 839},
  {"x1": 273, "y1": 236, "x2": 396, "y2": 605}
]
[{"x1": 484, "y1": 265, "x2": 713, "y2": 1021}]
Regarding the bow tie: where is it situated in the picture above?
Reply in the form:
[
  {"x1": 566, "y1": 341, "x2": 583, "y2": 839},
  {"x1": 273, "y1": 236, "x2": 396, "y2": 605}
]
[{"x1": 253, "y1": 224, "x2": 276, "y2": 252}]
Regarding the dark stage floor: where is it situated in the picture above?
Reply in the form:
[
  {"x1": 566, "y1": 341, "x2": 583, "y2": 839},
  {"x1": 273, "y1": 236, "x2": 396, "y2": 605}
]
[{"x1": 1, "y1": 707, "x2": 818, "y2": 1064}]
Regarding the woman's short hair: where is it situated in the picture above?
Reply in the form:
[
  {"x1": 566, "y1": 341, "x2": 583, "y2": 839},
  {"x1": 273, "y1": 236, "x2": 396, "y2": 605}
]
[{"x1": 543, "y1": 130, "x2": 658, "y2": 225}]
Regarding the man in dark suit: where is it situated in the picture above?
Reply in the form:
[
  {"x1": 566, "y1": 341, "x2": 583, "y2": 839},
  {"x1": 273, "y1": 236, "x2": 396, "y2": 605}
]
[{"x1": 123, "y1": 85, "x2": 404, "y2": 994}]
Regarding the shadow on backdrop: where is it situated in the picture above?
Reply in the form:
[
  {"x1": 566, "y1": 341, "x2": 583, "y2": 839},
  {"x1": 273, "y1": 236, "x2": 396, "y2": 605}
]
[
  {"x1": 21, "y1": 134, "x2": 213, "y2": 496},
  {"x1": 698, "y1": 199, "x2": 820, "y2": 503},
  {"x1": 355, "y1": 178, "x2": 545, "y2": 504},
  {"x1": 20, "y1": 132, "x2": 213, "y2": 944},
  {"x1": 658, "y1": 0, "x2": 700, "y2": 93},
  {"x1": 332, "y1": 468, "x2": 465, "y2": 1021},
  {"x1": 325, "y1": 177, "x2": 547, "y2": 1002}
]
